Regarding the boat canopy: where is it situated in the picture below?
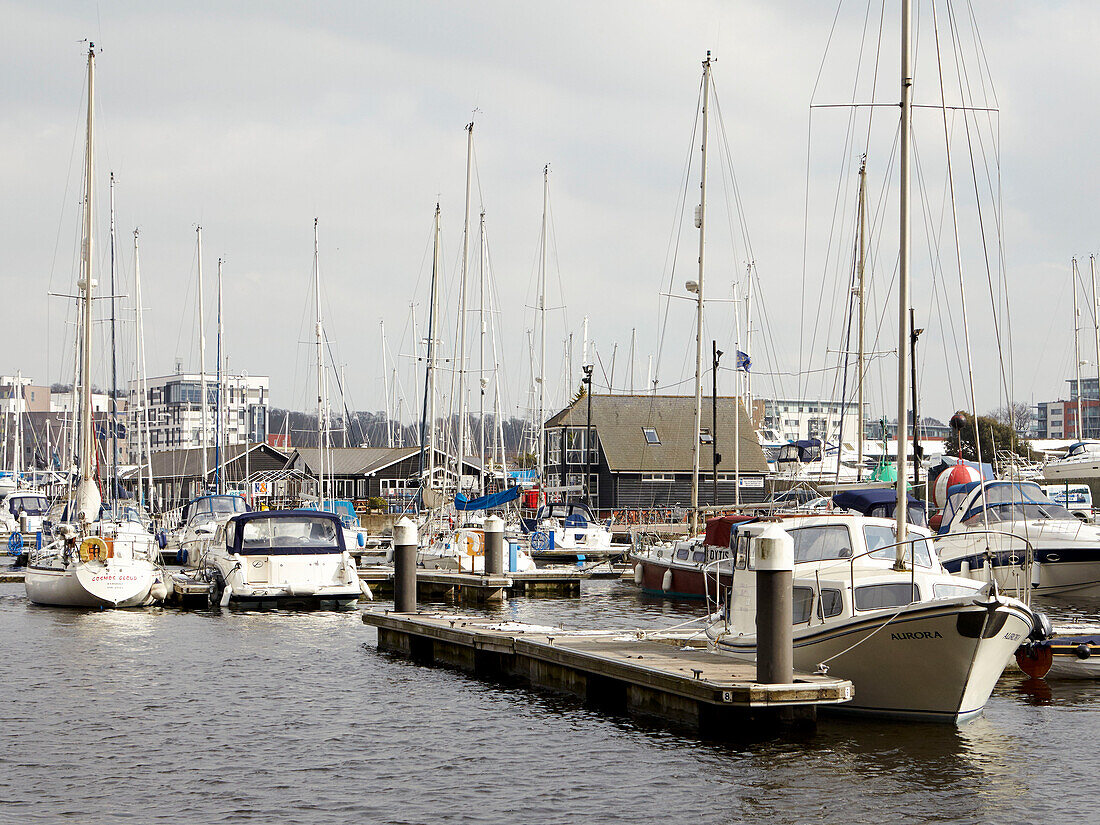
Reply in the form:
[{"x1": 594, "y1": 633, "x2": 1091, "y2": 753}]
[
  {"x1": 455, "y1": 486, "x2": 520, "y2": 511},
  {"x1": 832, "y1": 489, "x2": 927, "y2": 527},
  {"x1": 225, "y1": 510, "x2": 345, "y2": 555},
  {"x1": 949, "y1": 480, "x2": 1072, "y2": 526},
  {"x1": 777, "y1": 439, "x2": 822, "y2": 463},
  {"x1": 703, "y1": 515, "x2": 757, "y2": 548},
  {"x1": 183, "y1": 494, "x2": 248, "y2": 524}
]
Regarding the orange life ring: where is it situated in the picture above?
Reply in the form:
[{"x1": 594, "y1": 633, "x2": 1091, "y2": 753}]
[
  {"x1": 79, "y1": 536, "x2": 111, "y2": 563},
  {"x1": 464, "y1": 531, "x2": 484, "y2": 557}
]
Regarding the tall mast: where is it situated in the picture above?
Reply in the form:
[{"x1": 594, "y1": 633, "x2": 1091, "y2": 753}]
[
  {"x1": 856, "y1": 156, "x2": 867, "y2": 480},
  {"x1": 478, "y1": 209, "x2": 487, "y2": 495},
  {"x1": 108, "y1": 172, "x2": 118, "y2": 498},
  {"x1": 1074, "y1": 258, "x2": 1083, "y2": 439},
  {"x1": 418, "y1": 205, "x2": 442, "y2": 488},
  {"x1": 313, "y1": 218, "x2": 328, "y2": 509},
  {"x1": 690, "y1": 52, "x2": 712, "y2": 536},
  {"x1": 537, "y1": 164, "x2": 549, "y2": 507},
  {"x1": 197, "y1": 226, "x2": 208, "y2": 488},
  {"x1": 215, "y1": 256, "x2": 224, "y2": 494},
  {"x1": 456, "y1": 121, "x2": 474, "y2": 489},
  {"x1": 134, "y1": 228, "x2": 155, "y2": 509},
  {"x1": 14, "y1": 371, "x2": 22, "y2": 478},
  {"x1": 75, "y1": 42, "x2": 100, "y2": 523},
  {"x1": 1092, "y1": 255, "x2": 1099, "y2": 438},
  {"x1": 381, "y1": 320, "x2": 393, "y2": 448},
  {"x1": 895, "y1": 0, "x2": 913, "y2": 553}
]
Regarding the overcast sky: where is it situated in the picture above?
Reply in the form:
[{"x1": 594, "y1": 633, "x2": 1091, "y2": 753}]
[{"x1": 1, "y1": 1, "x2": 1097, "y2": 429}]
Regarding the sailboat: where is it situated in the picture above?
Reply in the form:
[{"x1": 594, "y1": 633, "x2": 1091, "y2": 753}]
[{"x1": 25, "y1": 44, "x2": 162, "y2": 608}]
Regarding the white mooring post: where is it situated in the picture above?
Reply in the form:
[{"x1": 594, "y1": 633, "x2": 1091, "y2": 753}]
[
  {"x1": 755, "y1": 523, "x2": 794, "y2": 684},
  {"x1": 393, "y1": 517, "x2": 418, "y2": 614}
]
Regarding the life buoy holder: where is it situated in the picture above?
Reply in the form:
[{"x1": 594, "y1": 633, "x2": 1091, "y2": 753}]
[
  {"x1": 464, "y1": 531, "x2": 484, "y2": 557},
  {"x1": 79, "y1": 536, "x2": 112, "y2": 563}
]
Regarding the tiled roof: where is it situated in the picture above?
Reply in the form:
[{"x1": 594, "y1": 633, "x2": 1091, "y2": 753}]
[{"x1": 545, "y1": 394, "x2": 769, "y2": 474}]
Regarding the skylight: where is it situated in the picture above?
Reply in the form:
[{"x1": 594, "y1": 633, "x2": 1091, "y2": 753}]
[{"x1": 642, "y1": 427, "x2": 660, "y2": 444}]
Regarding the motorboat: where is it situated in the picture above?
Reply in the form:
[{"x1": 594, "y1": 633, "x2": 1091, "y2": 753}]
[
  {"x1": 198, "y1": 509, "x2": 367, "y2": 608},
  {"x1": 172, "y1": 493, "x2": 249, "y2": 565},
  {"x1": 772, "y1": 439, "x2": 863, "y2": 483},
  {"x1": 629, "y1": 515, "x2": 751, "y2": 600},
  {"x1": 704, "y1": 502, "x2": 1046, "y2": 722},
  {"x1": 1041, "y1": 440, "x2": 1100, "y2": 483},
  {"x1": 934, "y1": 479, "x2": 1100, "y2": 597},
  {"x1": 0, "y1": 489, "x2": 50, "y2": 557},
  {"x1": 524, "y1": 500, "x2": 622, "y2": 561}
]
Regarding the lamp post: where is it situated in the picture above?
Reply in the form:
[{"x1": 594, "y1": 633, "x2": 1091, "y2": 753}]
[
  {"x1": 712, "y1": 342, "x2": 723, "y2": 507},
  {"x1": 582, "y1": 364, "x2": 594, "y2": 509}
]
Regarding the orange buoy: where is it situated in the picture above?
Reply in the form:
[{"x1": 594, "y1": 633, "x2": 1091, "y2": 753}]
[{"x1": 1015, "y1": 644, "x2": 1054, "y2": 679}]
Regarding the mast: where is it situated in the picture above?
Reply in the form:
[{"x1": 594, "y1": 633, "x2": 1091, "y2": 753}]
[
  {"x1": 14, "y1": 371, "x2": 22, "y2": 479},
  {"x1": 895, "y1": 0, "x2": 913, "y2": 556},
  {"x1": 133, "y1": 228, "x2": 155, "y2": 509},
  {"x1": 1092, "y1": 254, "x2": 1099, "y2": 438},
  {"x1": 313, "y1": 218, "x2": 328, "y2": 510},
  {"x1": 1074, "y1": 258, "x2": 1083, "y2": 439},
  {"x1": 478, "y1": 209, "x2": 487, "y2": 495},
  {"x1": 197, "y1": 226, "x2": 208, "y2": 489},
  {"x1": 690, "y1": 52, "x2": 712, "y2": 536},
  {"x1": 108, "y1": 172, "x2": 118, "y2": 499},
  {"x1": 537, "y1": 164, "x2": 549, "y2": 507},
  {"x1": 381, "y1": 320, "x2": 393, "y2": 448},
  {"x1": 856, "y1": 156, "x2": 867, "y2": 480},
  {"x1": 456, "y1": 121, "x2": 474, "y2": 492},
  {"x1": 215, "y1": 256, "x2": 224, "y2": 494},
  {"x1": 418, "y1": 205, "x2": 441, "y2": 489},
  {"x1": 75, "y1": 43, "x2": 101, "y2": 524}
]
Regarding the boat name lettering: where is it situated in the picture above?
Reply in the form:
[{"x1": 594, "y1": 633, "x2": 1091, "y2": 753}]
[
  {"x1": 1003, "y1": 632, "x2": 1021, "y2": 642},
  {"x1": 890, "y1": 631, "x2": 943, "y2": 640},
  {"x1": 91, "y1": 575, "x2": 140, "y2": 583}
]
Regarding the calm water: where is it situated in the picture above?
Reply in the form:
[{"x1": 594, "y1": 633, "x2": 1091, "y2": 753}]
[{"x1": 1, "y1": 578, "x2": 1097, "y2": 825}]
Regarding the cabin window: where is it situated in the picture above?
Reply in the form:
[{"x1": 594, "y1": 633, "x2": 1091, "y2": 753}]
[
  {"x1": 934, "y1": 583, "x2": 982, "y2": 599},
  {"x1": 734, "y1": 534, "x2": 750, "y2": 569},
  {"x1": 854, "y1": 583, "x2": 920, "y2": 611},
  {"x1": 225, "y1": 521, "x2": 236, "y2": 547},
  {"x1": 642, "y1": 427, "x2": 660, "y2": 445},
  {"x1": 788, "y1": 525, "x2": 852, "y2": 563},
  {"x1": 792, "y1": 587, "x2": 815, "y2": 623},
  {"x1": 817, "y1": 588, "x2": 844, "y2": 619},
  {"x1": 864, "y1": 526, "x2": 933, "y2": 568},
  {"x1": 691, "y1": 550, "x2": 705, "y2": 564},
  {"x1": 675, "y1": 547, "x2": 690, "y2": 561}
]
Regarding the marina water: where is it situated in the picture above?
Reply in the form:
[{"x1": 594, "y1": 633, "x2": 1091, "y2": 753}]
[{"x1": 2, "y1": 580, "x2": 1097, "y2": 824}]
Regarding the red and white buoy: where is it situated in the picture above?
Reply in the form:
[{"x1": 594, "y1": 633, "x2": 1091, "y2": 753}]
[{"x1": 933, "y1": 461, "x2": 983, "y2": 508}]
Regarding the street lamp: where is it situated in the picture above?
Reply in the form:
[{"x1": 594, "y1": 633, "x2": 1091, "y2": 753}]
[{"x1": 582, "y1": 364, "x2": 594, "y2": 509}]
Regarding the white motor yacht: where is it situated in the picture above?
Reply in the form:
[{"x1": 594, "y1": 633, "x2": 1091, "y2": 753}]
[
  {"x1": 935, "y1": 479, "x2": 1100, "y2": 597},
  {"x1": 705, "y1": 494, "x2": 1045, "y2": 722},
  {"x1": 525, "y1": 501, "x2": 621, "y2": 560},
  {"x1": 1041, "y1": 440, "x2": 1100, "y2": 483},
  {"x1": 199, "y1": 509, "x2": 366, "y2": 608}
]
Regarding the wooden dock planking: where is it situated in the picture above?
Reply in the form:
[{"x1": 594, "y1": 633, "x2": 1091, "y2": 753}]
[{"x1": 364, "y1": 611, "x2": 853, "y2": 736}]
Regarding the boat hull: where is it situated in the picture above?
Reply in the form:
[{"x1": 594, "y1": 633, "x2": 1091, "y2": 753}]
[
  {"x1": 25, "y1": 558, "x2": 156, "y2": 608},
  {"x1": 715, "y1": 599, "x2": 1033, "y2": 722},
  {"x1": 633, "y1": 556, "x2": 730, "y2": 600}
]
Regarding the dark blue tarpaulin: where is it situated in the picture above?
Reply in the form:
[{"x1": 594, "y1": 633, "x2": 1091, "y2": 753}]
[{"x1": 454, "y1": 486, "x2": 520, "y2": 511}]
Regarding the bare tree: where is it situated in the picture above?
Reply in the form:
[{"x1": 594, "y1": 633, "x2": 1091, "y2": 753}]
[{"x1": 987, "y1": 402, "x2": 1032, "y2": 436}]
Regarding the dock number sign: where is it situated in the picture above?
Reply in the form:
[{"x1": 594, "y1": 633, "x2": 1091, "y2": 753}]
[{"x1": 251, "y1": 481, "x2": 271, "y2": 498}]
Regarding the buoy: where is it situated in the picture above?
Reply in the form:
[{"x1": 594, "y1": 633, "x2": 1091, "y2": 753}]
[
  {"x1": 960, "y1": 559, "x2": 970, "y2": 576},
  {"x1": 633, "y1": 564, "x2": 643, "y2": 585},
  {"x1": 933, "y1": 460, "x2": 984, "y2": 508},
  {"x1": 1015, "y1": 644, "x2": 1053, "y2": 679},
  {"x1": 661, "y1": 568, "x2": 673, "y2": 592}
]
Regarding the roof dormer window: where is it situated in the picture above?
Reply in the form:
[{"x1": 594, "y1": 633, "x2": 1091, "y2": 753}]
[{"x1": 642, "y1": 427, "x2": 660, "y2": 445}]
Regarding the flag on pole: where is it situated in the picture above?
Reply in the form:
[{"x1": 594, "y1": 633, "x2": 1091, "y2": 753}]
[{"x1": 736, "y1": 350, "x2": 751, "y2": 372}]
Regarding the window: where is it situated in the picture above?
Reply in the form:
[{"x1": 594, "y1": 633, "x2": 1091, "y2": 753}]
[
  {"x1": 642, "y1": 473, "x2": 672, "y2": 482},
  {"x1": 854, "y1": 583, "x2": 920, "y2": 610},
  {"x1": 817, "y1": 588, "x2": 844, "y2": 619},
  {"x1": 676, "y1": 547, "x2": 690, "y2": 561},
  {"x1": 566, "y1": 429, "x2": 585, "y2": 464},
  {"x1": 642, "y1": 427, "x2": 660, "y2": 444},
  {"x1": 691, "y1": 550, "x2": 705, "y2": 563},
  {"x1": 547, "y1": 430, "x2": 561, "y2": 464},
  {"x1": 864, "y1": 526, "x2": 933, "y2": 567},
  {"x1": 792, "y1": 586, "x2": 815, "y2": 623},
  {"x1": 699, "y1": 427, "x2": 713, "y2": 445},
  {"x1": 789, "y1": 525, "x2": 852, "y2": 563}
]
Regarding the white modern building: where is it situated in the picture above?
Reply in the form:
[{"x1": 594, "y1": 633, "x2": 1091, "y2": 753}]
[
  {"x1": 128, "y1": 372, "x2": 269, "y2": 461},
  {"x1": 754, "y1": 397, "x2": 870, "y2": 444}
]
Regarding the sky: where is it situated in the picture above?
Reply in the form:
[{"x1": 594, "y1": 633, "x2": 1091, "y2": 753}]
[{"x1": 1, "y1": 0, "x2": 1097, "y2": 429}]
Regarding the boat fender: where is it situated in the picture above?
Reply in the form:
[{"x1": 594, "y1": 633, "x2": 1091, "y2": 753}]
[
  {"x1": 633, "y1": 564, "x2": 643, "y2": 585},
  {"x1": 149, "y1": 578, "x2": 169, "y2": 602},
  {"x1": 661, "y1": 568, "x2": 673, "y2": 592},
  {"x1": 220, "y1": 583, "x2": 233, "y2": 608},
  {"x1": 360, "y1": 579, "x2": 373, "y2": 600},
  {"x1": 177, "y1": 548, "x2": 189, "y2": 566},
  {"x1": 1015, "y1": 643, "x2": 1053, "y2": 679},
  {"x1": 1076, "y1": 643, "x2": 1092, "y2": 660},
  {"x1": 357, "y1": 532, "x2": 365, "y2": 548},
  {"x1": 156, "y1": 530, "x2": 168, "y2": 550}
]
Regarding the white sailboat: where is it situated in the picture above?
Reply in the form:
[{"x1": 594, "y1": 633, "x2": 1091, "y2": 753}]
[{"x1": 25, "y1": 44, "x2": 161, "y2": 608}]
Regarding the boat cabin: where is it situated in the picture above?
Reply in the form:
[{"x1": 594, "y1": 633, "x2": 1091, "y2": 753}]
[
  {"x1": 533, "y1": 500, "x2": 602, "y2": 528},
  {"x1": 181, "y1": 494, "x2": 248, "y2": 528},
  {"x1": 223, "y1": 510, "x2": 346, "y2": 555},
  {"x1": 776, "y1": 439, "x2": 823, "y2": 465},
  {"x1": 938, "y1": 480, "x2": 1072, "y2": 534},
  {"x1": 831, "y1": 489, "x2": 927, "y2": 527}
]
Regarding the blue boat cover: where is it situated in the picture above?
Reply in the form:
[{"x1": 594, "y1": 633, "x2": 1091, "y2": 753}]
[
  {"x1": 832, "y1": 488, "x2": 927, "y2": 523},
  {"x1": 455, "y1": 486, "x2": 520, "y2": 511}
]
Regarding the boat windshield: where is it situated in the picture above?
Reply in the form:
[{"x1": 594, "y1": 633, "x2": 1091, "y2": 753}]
[
  {"x1": 8, "y1": 495, "x2": 49, "y2": 516},
  {"x1": 233, "y1": 515, "x2": 341, "y2": 554},
  {"x1": 864, "y1": 525, "x2": 934, "y2": 568},
  {"x1": 962, "y1": 482, "x2": 1073, "y2": 525},
  {"x1": 102, "y1": 503, "x2": 148, "y2": 524},
  {"x1": 189, "y1": 496, "x2": 248, "y2": 523}
]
